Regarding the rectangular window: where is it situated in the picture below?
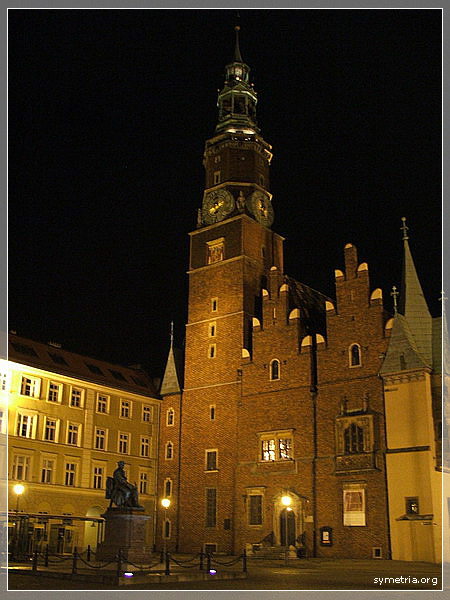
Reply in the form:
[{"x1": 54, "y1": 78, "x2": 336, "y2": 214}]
[
  {"x1": 206, "y1": 450, "x2": 217, "y2": 471},
  {"x1": 93, "y1": 466, "x2": 104, "y2": 489},
  {"x1": 211, "y1": 298, "x2": 218, "y2": 312},
  {"x1": 95, "y1": 428, "x2": 107, "y2": 450},
  {"x1": 65, "y1": 463, "x2": 76, "y2": 486},
  {"x1": 67, "y1": 423, "x2": 80, "y2": 446},
  {"x1": 213, "y1": 170, "x2": 221, "y2": 184},
  {"x1": 278, "y1": 438, "x2": 291, "y2": 460},
  {"x1": 47, "y1": 382, "x2": 62, "y2": 403},
  {"x1": 165, "y1": 478, "x2": 172, "y2": 497},
  {"x1": 96, "y1": 394, "x2": 109, "y2": 414},
  {"x1": 119, "y1": 432, "x2": 129, "y2": 454},
  {"x1": 206, "y1": 488, "x2": 217, "y2": 527},
  {"x1": 207, "y1": 241, "x2": 224, "y2": 265},
  {"x1": 16, "y1": 412, "x2": 37, "y2": 438},
  {"x1": 165, "y1": 442, "x2": 174, "y2": 459},
  {"x1": 262, "y1": 439, "x2": 276, "y2": 461},
  {"x1": 120, "y1": 400, "x2": 131, "y2": 418},
  {"x1": 249, "y1": 495, "x2": 263, "y2": 525},
  {"x1": 260, "y1": 432, "x2": 293, "y2": 461},
  {"x1": 1, "y1": 372, "x2": 7, "y2": 391},
  {"x1": 166, "y1": 409, "x2": 174, "y2": 426},
  {"x1": 20, "y1": 375, "x2": 40, "y2": 398},
  {"x1": 343, "y1": 488, "x2": 366, "y2": 526},
  {"x1": 70, "y1": 388, "x2": 83, "y2": 407},
  {"x1": 41, "y1": 459, "x2": 54, "y2": 484},
  {"x1": 210, "y1": 405, "x2": 216, "y2": 421},
  {"x1": 405, "y1": 497, "x2": 419, "y2": 515},
  {"x1": 12, "y1": 455, "x2": 30, "y2": 480},
  {"x1": 139, "y1": 472, "x2": 148, "y2": 495},
  {"x1": 208, "y1": 344, "x2": 216, "y2": 359},
  {"x1": 0, "y1": 410, "x2": 4, "y2": 434},
  {"x1": 209, "y1": 322, "x2": 216, "y2": 337},
  {"x1": 142, "y1": 405, "x2": 152, "y2": 422},
  {"x1": 140, "y1": 436, "x2": 150, "y2": 457},
  {"x1": 44, "y1": 417, "x2": 58, "y2": 442}
]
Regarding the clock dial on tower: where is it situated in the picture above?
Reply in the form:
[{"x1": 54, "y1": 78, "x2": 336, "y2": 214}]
[
  {"x1": 247, "y1": 190, "x2": 274, "y2": 227},
  {"x1": 202, "y1": 189, "x2": 235, "y2": 224}
]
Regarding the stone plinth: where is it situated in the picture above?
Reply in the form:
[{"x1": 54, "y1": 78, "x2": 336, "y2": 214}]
[{"x1": 96, "y1": 508, "x2": 152, "y2": 563}]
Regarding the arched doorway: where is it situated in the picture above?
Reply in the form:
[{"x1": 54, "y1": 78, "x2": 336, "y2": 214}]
[{"x1": 280, "y1": 509, "x2": 296, "y2": 546}]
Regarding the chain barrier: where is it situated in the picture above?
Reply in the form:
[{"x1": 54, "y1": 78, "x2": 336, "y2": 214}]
[
  {"x1": 209, "y1": 555, "x2": 243, "y2": 567},
  {"x1": 76, "y1": 554, "x2": 118, "y2": 569}
]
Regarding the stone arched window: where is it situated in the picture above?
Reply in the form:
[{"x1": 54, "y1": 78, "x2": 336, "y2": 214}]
[
  {"x1": 270, "y1": 359, "x2": 280, "y2": 381},
  {"x1": 344, "y1": 423, "x2": 364, "y2": 454},
  {"x1": 349, "y1": 344, "x2": 361, "y2": 367},
  {"x1": 166, "y1": 408, "x2": 174, "y2": 426},
  {"x1": 165, "y1": 442, "x2": 173, "y2": 460}
]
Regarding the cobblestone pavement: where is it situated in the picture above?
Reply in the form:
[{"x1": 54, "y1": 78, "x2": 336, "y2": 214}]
[{"x1": 5, "y1": 558, "x2": 446, "y2": 591}]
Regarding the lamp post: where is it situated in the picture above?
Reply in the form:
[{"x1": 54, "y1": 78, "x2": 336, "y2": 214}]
[
  {"x1": 161, "y1": 498, "x2": 171, "y2": 561},
  {"x1": 12, "y1": 484, "x2": 25, "y2": 559},
  {"x1": 281, "y1": 494, "x2": 292, "y2": 566}
]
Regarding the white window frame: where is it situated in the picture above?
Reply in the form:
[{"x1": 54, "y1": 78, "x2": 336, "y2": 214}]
[
  {"x1": 70, "y1": 386, "x2": 84, "y2": 408},
  {"x1": 96, "y1": 394, "x2": 110, "y2": 414},
  {"x1": 259, "y1": 430, "x2": 293, "y2": 462},
  {"x1": 210, "y1": 404, "x2": 216, "y2": 421},
  {"x1": 208, "y1": 344, "x2": 217, "y2": 359},
  {"x1": 11, "y1": 454, "x2": 31, "y2": 481},
  {"x1": 15, "y1": 410, "x2": 38, "y2": 439},
  {"x1": 343, "y1": 485, "x2": 366, "y2": 526},
  {"x1": 142, "y1": 405, "x2": 152, "y2": 422},
  {"x1": 120, "y1": 399, "x2": 132, "y2": 419},
  {"x1": 118, "y1": 432, "x2": 130, "y2": 455},
  {"x1": 66, "y1": 422, "x2": 81, "y2": 446},
  {"x1": 165, "y1": 441, "x2": 174, "y2": 460},
  {"x1": 92, "y1": 464, "x2": 105, "y2": 489},
  {"x1": 164, "y1": 477, "x2": 172, "y2": 498},
  {"x1": 163, "y1": 518, "x2": 171, "y2": 539},
  {"x1": 140, "y1": 435, "x2": 151, "y2": 457},
  {"x1": 205, "y1": 449, "x2": 218, "y2": 472},
  {"x1": 208, "y1": 322, "x2": 217, "y2": 337},
  {"x1": 20, "y1": 375, "x2": 41, "y2": 398},
  {"x1": 94, "y1": 427, "x2": 108, "y2": 451},
  {"x1": 139, "y1": 471, "x2": 150, "y2": 495},
  {"x1": 166, "y1": 408, "x2": 175, "y2": 427},
  {"x1": 211, "y1": 297, "x2": 218, "y2": 312},
  {"x1": 47, "y1": 381, "x2": 63, "y2": 403},
  {"x1": 64, "y1": 461, "x2": 77, "y2": 487},
  {"x1": 43, "y1": 416, "x2": 60, "y2": 443},
  {"x1": 41, "y1": 457, "x2": 55, "y2": 484}
]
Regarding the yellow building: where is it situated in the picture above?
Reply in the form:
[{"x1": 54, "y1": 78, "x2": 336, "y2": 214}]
[
  {"x1": 380, "y1": 223, "x2": 445, "y2": 563},
  {"x1": 4, "y1": 333, "x2": 160, "y2": 555}
]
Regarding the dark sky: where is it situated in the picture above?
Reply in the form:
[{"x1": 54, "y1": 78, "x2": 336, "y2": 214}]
[{"x1": 8, "y1": 9, "x2": 442, "y2": 378}]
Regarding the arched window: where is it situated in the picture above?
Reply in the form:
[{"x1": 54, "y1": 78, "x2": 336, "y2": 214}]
[
  {"x1": 166, "y1": 408, "x2": 174, "y2": 426},
  {"x1": 270, "y1": 359, "x2": 280, "y2": 381},
  {"x1": 344, "y1": 423, "x2": 364, "y2": 454},
  {"x1": 164, "y1": 478, "x2": 172, "y2": 497},
  {"x1": 165, "y1": 442, "x2": 173, "y2": 460},
  {"x1": 349, "y1": 344, "x2": 361, "y2": 367},
  {"x1": 163, "y1": 519, "x2": 171, "y2": 539}
]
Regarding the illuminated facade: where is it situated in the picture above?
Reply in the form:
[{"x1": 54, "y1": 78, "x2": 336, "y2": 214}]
[
  {"x1": 5, "y1": 334, "x2": 160, "y2": 554},
  {"x1": 156, "y1": 29, "x2": 444, "y2": 561}
]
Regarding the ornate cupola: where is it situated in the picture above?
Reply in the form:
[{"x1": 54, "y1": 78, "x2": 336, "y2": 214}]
[{"x1": 199, "y1": 26, "x2": 275, "y2": 230}]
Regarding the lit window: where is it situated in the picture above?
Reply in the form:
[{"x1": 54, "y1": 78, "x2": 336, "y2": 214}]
[
  {"x1": 65, "y1": 463, "x2": 76, "y2": 487},
  {"x1": 41, "y1": 458, "x2": 54, "y2": 484},
  {"x1": 205, "y1": 450, "x2": 217, "y2": 471},
  {"x1": 12, "y1": 455, "x2": 30, "y2": 480},
  {"x1": 67, "y1": 423, "x2": 80, "y2": 446},
  {"x1": 96, "y1": 395, "x2": 109, "y2": 414},
  {"x1": 119, "y1": 432, "x2": 129, "y2": 454},
  {"x1": 349, "y1": 344, "x2": 361, "y2": 367},
  {"x1": 140, "y1": 436, "x2": 150, "y2": 457},
  {"x1": 270, "y1": 359, "x2": 280, "y2": 381},
  {"x1": 47, "y1": 382, "x2": 62, "y2": 403},
  {"x1": 166, "y1": 408, "x2": 174, "y2": 426},
  {"x1": 406, "y1": 497, "x2": 420, "y2": 515},
  {"x1": 164, "y1": 478, "x2": 172, "y2": 497},
  {"x1": 248, "y1": 495, "x2": 263, "y2": 525},
  {"x1": 93, "y1": 466, "x2": 104, "y2": 489},
  {"x1": 120, "y1": 400, "x2": 131, "y2": 418},
  {"x1": 94, "y1": 428, "x2": 107, "y2": 450},
  {"x1": 20, "y1": 375, "x2": 40, "y2": 398},
  {"x1": 260, "y1": 431, "x2": 293, "y2": 462},
  {"x1": 142, "y1": 405, "x2": 152, "y2": 422},
  {"x1": 139, "y1": 472, "x2": 149, "y2": 495},
  {"x1": 70, "y1": 388, "x2": 83, "y2": 408},
  {"x1": 165, "y1": 441, "x2": 173, "y2": 460}
]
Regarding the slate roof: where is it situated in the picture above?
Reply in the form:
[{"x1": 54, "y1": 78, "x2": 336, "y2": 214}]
[
  {"x1": 7, "y1": 333, "x2": 159, "y2": 397},
  {"x1": 160, "y1": 344, "x2": 184, "y2": 396}
]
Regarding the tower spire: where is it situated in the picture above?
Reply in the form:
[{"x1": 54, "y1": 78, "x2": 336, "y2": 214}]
[{"x1": 234, "y1": 25, "x2": 243, "y2": 62}]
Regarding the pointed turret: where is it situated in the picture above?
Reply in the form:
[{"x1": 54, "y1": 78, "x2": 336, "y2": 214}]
[
  {"x1": 233, "y1": 24, "x2": 243, "y2": 62},
  {"x1": 160, "y1": 322, "x2": 184, "y2": 396},
  {"x1": 398, "y1": 217, "x2": 433, "y2": 366}
]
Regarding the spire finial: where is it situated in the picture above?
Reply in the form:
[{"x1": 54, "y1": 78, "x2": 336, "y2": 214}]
[
  {"x1": 234, "y1": 24, "x2": 243, "y2": 63},
  {"x1": 401, "y1": 217, "x2": 409, "y2": 241},
  {"x1": 391, "y1": 285, "x2": 399, "y2": 313},
  {"x1": 170, "y1": 321, "x2": 174, "y2": 346}
]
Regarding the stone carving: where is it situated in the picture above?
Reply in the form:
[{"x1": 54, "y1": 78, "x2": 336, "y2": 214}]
[{"x1": 105, "y1": 461, "x2": 143, "y2": 509}]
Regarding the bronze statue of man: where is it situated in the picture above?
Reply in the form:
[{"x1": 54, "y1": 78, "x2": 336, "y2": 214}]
[{"x1": 105, "y1": 461, "x2": 143, "y2": 508}]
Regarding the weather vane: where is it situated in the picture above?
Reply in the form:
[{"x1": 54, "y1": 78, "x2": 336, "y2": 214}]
[
  {"x1": 391, "y1": 286, "x2": 399, "y2": 313},
  {"x1": 400, "y1": 217, "x2": 409, "y2": 241}
]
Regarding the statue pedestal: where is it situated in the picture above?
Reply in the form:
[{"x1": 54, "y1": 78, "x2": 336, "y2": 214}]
[{"x1": 96, "y1": 508, "x2": 152, "y2": 564}]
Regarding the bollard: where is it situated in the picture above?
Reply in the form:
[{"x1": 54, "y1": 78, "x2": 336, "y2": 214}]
[
  {"x1": 72, "y1": 547, "x2": 78, "y2": 575},
  {"x1": 87, "y1": 544, "x2": 91, "y2": 562},
  {"x1": 44, "y1": 545, "x2": 49, "y2": 567},
  {"x1": 165, "y1": 551, "x2": 170, "y2": 576},
  {"x1": 199, "y1": 550, "x2": 204, "y2": 571},
  {"x1": 32, "y1": 550, "x2": 38, "y2": 572},
  {"x1": 242, "y1": 548, "x2": 247, "y2": 573},
  {"x1": 116, "y1": 548, "x2": 122, "y2": 578},
  {"x1": 206, "y1": 553, "x2": 211, "y2": 573}
]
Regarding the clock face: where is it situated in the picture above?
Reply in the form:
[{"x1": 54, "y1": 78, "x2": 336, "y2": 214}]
[
  {"x1": 202, "y1": 189, "x2": 235, "y2": 224},
  {"x1": 247, "y1": 191, "x2": 274, "y2": 227}
]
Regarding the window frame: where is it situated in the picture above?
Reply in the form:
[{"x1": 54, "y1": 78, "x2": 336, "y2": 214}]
[
  {"x1": 43, "y1": 415, "x2": 60, "y2": 443},
  {"x1": 205, "y1": 488, "x2": 217, "y2": 528},
  {"x1": 166, "y1": 408, "x2": 175, "y2": 426},
  {"x1": 164, "y1": 477, "x2": 172, "y2": 498},
  {"x1": 269, "y1": 359, "x2": 281, "y2": 381},
  {"x1": 66, "y1": 422, "x2": 81, "y2": 446},
  {"x1": 349, "y1": 343, "x2": 362, "y2": 368},
  {"x1": 259, "y1": 430, "x2": 294, "y2": 462},
  {"x1": 205, "y1": 449, "x2": 218, "y2": 472},
  {"x1": 92, "y1": 464, "x2": 105, "y2": 489},
  {"x1": 15, "y1": 410, "x2": 38, "y2": 439},
  {"x1": 11, "y1": 454, "x2": 31, "y2": 481},
  {"x1": 343, "y1": 485, "x2": 366, "y2": 526},
  {"x1": 120, "y1": 399, "x2": 132, "y2": 419},
  {"x1": 165, "y1": 441, "x2": 174, "y2": 460},
  {"x1": 94, "y1": 426, "x2": 108, "y2": 451},
  {"x1": 142, "y1": 405, "x2": 152, "y2": 422},
  {"x1": 46, "y1": 381, "x2": 63, "y2": 404},
  {"x1": 41, "y1": 457, "x2": 55, "y2": 484},
  {"x1": 70, "y1": 387, "x2": 84, "y2": 408},
  {"x1": 248, "y1": 494, "x2": 263, "y2": 526},
  {"x1": 118, "y1": 431, "x2": 130, "y2": 455},
  {"x1": 96, "y1": 394, "x2": 110, "y2": 414},
  {"x1": 20, "y1": 375, "x2": 41, "y2": 398},
  {"x1": 140, "y1": 435, "x2": 151, "y2": 457},
  {"x1": 64, "y1": 461, "x2": 77, "y2": 487}
]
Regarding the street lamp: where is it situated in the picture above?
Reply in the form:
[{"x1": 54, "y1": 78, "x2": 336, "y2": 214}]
[
  {"x1": 13, "y1": 484, "x2": 25, "y2": 512},
  {"x1": 12, "y1": 484, "x2": 25, "y2": 559},
  {"x1": 281, "y1": 494, "x2": 292, "y2": 566},
  {"x1": 161, "y1": 498, "x2": 171, "y2": 561}
]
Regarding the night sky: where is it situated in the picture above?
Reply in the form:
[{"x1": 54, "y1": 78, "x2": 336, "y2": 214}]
[{"x1": 8, "y1": 9, "x2": 442, "y2": 379}]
